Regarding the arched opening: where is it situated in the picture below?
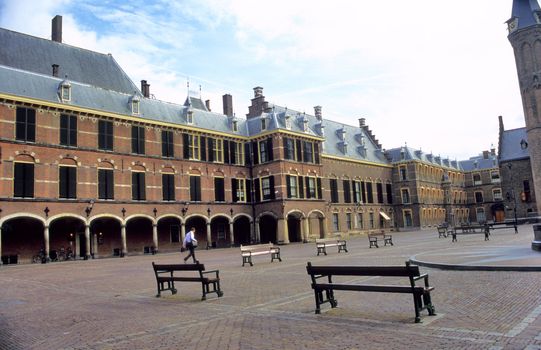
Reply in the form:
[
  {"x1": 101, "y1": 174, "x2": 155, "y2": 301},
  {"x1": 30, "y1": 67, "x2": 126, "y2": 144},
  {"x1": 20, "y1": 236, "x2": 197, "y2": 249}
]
[
  {"x1": 185, "y1": 216, "x2": 208, "y2": 248},
  {"x1": 49, "y1": 216, "x2": 86, "y2": 260},
  {"x1": 1, "y1": 216, "x2": 44, "y2": 264},
  {"x1": 259, "y1": 215, "x2": 277, "y2": 244},
  {"x1": 233, "y1": 216, "x2": 251, "y2": 245},
  {"x1": 287, "y1": 212, "x2": 303, "y2": 243},
  {"x1": 491, "y1": 203, "x2": 506, "y2": 222},
  {"x1": 308, "y1": 211, "x2": 325, "y2": 239},
  {"x1": 90, "y1": 217, "x2": 122, "y2": 258},
  {"x1": 210, "y1": 216, "x2": 230, "y2": 248},
  {"x1": 157, "y1": 216, "x2": 182, "y2": 253},
  {"x1": 126, "y1": 217, "x2": 154, "y2": 255}
]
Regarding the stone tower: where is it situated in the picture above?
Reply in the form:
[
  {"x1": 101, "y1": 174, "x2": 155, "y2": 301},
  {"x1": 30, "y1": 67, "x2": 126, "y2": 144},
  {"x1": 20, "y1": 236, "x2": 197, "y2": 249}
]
[{"x1": 507, "y1": 0, "x2": 541, "y2": 250}]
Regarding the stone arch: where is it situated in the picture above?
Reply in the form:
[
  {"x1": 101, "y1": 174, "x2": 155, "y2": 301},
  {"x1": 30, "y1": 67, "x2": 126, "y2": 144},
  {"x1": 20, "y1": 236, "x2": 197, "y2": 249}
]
[
  {"x1": 257, "y1": 212, "x2": 278, "y2": 244},
  {"x1": 1, "y1": 214, "x2": 45, "y2": 263},
  {"x1": 157, "y1": 214, "x2": 182, "y2": 252},
  {"x1": 125, "y1": 214, "x2": 156, "y2": 225},
  {"x1": 47, "y1": 213, "x2": 87, "y2": 226}
]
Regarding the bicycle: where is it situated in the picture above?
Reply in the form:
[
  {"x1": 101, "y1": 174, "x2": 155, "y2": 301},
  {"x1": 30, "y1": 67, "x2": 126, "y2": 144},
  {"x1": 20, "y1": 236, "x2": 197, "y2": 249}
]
[{"x1": 32, "y1": 248, "x2": 46, "y2": 264}]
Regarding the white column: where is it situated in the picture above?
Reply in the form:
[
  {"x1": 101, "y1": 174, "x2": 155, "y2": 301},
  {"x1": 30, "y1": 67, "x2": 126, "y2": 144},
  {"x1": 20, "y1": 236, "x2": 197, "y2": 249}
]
[
  {"x1": 152, "y1": 223, "x2": 158, "y2": 253},
  {"x1": 0, "y1": 227, "x2": 3, "y2": 264},
  {"x1": 255, "y1": 220, "x2": 260, "y2": 243},
  {"x1": 121, "y1": 224, "x2": 127, "y2": 257},
  {"x1": 229, "y1": 221, "x2": 235, "y2": 246},
  {"x1": 250, "y1": 222, "x2": 255, "y2": 243},
  {"x1": 303, "y1": 217, "x2": 310, "y2": 242},
  {"x1": 206, "y1": 222, "x2": 211, "y2": 248},
  {"x1": 44, "y1": 225, "x2": 50, "y2": 261},
  {"x1": 92, "y1": 233, "x2": 99, "y2": 258},
  {"x1": 181, "y1": 223, "x2": 186, "y2": 243},
  {"x1": 84, "y1": 225, "x2": 91, "y2": 260}
]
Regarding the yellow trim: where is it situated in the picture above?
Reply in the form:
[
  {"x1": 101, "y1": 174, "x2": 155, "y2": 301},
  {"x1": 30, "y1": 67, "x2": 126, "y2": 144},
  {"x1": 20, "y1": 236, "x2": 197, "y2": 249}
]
[
  {"x1": 322, "y1": 154, "x2": 393, "y2": 168},
  {"x1": 276, "y1": 129, "x2": 325, "y2": 141},
  {"x1": 235, "y1": 178, "x2": 247, "y2": 202}
]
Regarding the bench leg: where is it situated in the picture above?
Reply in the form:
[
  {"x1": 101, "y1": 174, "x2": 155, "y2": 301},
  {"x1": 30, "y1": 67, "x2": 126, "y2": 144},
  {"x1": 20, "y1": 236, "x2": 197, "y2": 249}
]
[
  {"x1": 423, "y1": 292, "x2": 436, "y2": 316},
  {"x1": 412, "y1": 294, "x2": 422, "y2": 323}
]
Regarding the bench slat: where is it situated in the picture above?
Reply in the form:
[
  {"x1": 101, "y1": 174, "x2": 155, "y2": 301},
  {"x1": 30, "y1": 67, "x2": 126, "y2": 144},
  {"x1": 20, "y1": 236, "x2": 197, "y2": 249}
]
[
  {"x1": 313, "y1": 283, "x2": 425, "y2": 294},
  {"x1": 308, "y1": 265, "x2": 419, "y2": 277}
]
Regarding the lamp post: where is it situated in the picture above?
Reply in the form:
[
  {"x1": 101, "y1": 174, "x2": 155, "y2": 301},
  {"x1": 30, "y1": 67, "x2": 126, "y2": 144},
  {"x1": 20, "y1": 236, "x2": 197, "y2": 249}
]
[
  {"x1": 506, "y1": 163, "x2": 519, "y2": 234},
  {"x1": 85, "y1": 200, "x2": 94, "y2": 218}
]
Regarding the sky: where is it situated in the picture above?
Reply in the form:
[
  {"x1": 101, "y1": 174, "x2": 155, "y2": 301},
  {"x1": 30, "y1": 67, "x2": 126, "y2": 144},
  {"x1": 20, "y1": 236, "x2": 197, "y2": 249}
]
[{"x1": 0, "y1": 0, "x2": 526, "y2": 161}]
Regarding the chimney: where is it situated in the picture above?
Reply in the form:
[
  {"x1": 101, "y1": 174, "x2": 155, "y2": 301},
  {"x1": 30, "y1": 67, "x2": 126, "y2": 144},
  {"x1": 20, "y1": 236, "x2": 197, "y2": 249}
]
[
  {"x1": 359, "y1": 118, "x2": 366, "y2": 128},
  {"x1": 140, "y1": 80, "x2": 150, "y2": 98},
  {"x1": 254, "y1": 86, "x2": 263, "y2": 97},
  {"x1": 483, "y1": 150, "x2": 489, "y2": 159},
  {"x1": 52, "y1": 15, "x2": 62, "y2": 43},
  {"x1": 52, "y1": 64, "x2": 59, "y2": 77},
  {"x1": 223, "y1": 94, "x2": 233, "y2": 117},
  {"x1": 205, "y1": 100, "x2": 211, "y2": 111},
  {"x1": 490, "y1": 147, "x2": 496, "y2": 156},
  {"x1": 314, "y1": 106, "x2": 322, "y2": 121}
]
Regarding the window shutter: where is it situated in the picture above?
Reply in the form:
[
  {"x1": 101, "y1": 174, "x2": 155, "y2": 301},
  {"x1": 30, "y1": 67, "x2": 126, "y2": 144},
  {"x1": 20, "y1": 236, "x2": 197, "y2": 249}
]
[
  {"x1": 183, "y1": 134, "x2": 190, "y2": 159},
  {"x1": 108, "y1": 170, "x2": 114, "y2": 199},
  {"x1": 298, "y1": 176, "x2": 305, "y2": 199},
  {"x1": 314, "y1": 142, "x2": 320, "y2": 164},
  {"x1": 351, "y1": 180, "x2": 356, "y2": 203},
  {"x1": 139, "y1": 127, "x2": 145, "y2": 154},
  {"x1": 286, "y1": 175, "x2": 292, "y2": 198},
  {"x1": 132, "y1": 172, "x2": 138, "y2": 199},
  {"x1": 200, "y1": 137, "x2": 207, "y2": 161},
  {"x1": 131, "y1": 126, "x2": 138, "y2": 153},
  {"x1": 60, "y1": 115, "x2": 68, "y2": 145},
  {"x1": 140, "y1": 173, "x2": 146, "y2": 200},
  {"x1": 317, "y1": 178, "x2": 322, "y2": 199},
  {"x1": 343, "y1": 180, "x2": 351, "y2": 203},
  {"x1": 246, "y1": 179, "x2": 252, "y2": 202},
  {"x1": 296, "y1": 139, "x2": 302, "y2": 161},
  {"x1": 283, "y1": 137, "x2": 289, "y2": 159},
  {"x1": 208, "y1": 138, "x2": 215, "y2": 162},
  {"x1": 16, "y1": 108, "x2": 26, "y2": 140},
  {"x1": 305, "y1": 177, "x2": 311, "y2": 199},
  {"x1": 223, "y1": 140, "x2": 229, "y2": 164},
  {"x1": 267, "y1": 138, "x2": 274, "y2": 161},
  {"x1": 215, "y1": 178, "x2": 225, "y2": 201},
  {"x1": 98, "y1": 120, "x2": 105, "y2": 149},
  {"x1": 59, "y1": 167, "x2": 67, "y2": 198},
  {"x1": 232, "y1": 179, "x2": 238, "y2": 202},
  {"x1": 269, "y1": 176, "x2": 275, "y2": 199},
  {"x1": 68, "y1": 167, "x2": 76, "y2": 198},
  {"x1": 161, "y1": 131, "x2": 167, "y2": 157},
  {"x1": 229, "y1": 141, "x2": 235, "y2": 164},
  {"x1": 361, "y1": 181, "x2": 366, "y2": 203},
  {"x1": 245, "y1": 142, "x2": 252, "y2": 165},
  {"x1": 99, "y1": 169, "x2": 106, "y2": 199},
  {"x1": 25, "y1": 163, "x2": 34, "y2": 197},
  {"x1": 70, "y1": 116, "x2": 77, "y2": 146},
  {"x1": 252, "y1": 141, "x2": 259, "y2": 164},
  {"x1": 254, "y1": 178, "x2": 261, "y2": 202}
]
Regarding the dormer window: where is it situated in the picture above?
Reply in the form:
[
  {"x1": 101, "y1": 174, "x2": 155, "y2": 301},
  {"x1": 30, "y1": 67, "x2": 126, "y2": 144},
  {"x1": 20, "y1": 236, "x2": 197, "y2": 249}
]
[
  {"x1": 232, "y1": 120, "x2": 238, "y2": 132},
  {"x1": 357, "y1": 145, "x2": 366, "y2": 157},
  {"x1": 359, "y1": 134, "x2": 365, "y2": 146},
  {"x1": 261, "y1": 118, "x2": 267, "y2": 130},
  {"x1": 340, "y1": 142, "x2": 348, "y2": 154},
  {"x1": 130, "y1": 95, "x2": 140, "y2": 115},
  {"x1": 187, "y1": 110, "x2": 194, "y2": 124},
  {"x1": 302, "y1": 118, "x2": 308, "y2": 132},
  {"x1": 285, "y1": 115, "x2": 291, "y2": 129},
  {"x1": 59, "y1": 80, "x2": 71, "y2": 102}
]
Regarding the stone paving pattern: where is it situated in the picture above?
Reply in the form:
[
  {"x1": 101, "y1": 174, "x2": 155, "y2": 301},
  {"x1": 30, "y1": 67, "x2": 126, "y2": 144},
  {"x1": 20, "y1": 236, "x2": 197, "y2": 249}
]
[{"x1": 1, "y1": 225, "x2": 541, "y2": 349}]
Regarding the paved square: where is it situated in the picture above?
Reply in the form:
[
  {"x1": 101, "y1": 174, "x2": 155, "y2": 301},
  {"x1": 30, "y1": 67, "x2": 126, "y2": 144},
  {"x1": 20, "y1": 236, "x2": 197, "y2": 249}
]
[{"x1": 1, "y1": 226, "x2": 541, "y2": 349}]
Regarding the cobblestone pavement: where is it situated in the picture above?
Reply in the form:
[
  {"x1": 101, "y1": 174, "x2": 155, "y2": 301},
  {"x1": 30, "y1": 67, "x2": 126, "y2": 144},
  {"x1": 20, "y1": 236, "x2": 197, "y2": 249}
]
[{"x1": 1, "y1": 226, "x2": 541, "y2": 349}]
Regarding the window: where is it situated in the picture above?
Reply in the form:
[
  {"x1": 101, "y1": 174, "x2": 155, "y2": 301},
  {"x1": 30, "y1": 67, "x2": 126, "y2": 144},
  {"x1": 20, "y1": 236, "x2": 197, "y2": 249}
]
[
  {"x1": 404, "y1": 210, "x2": 413, "y2": 227},
  {"x1": 332, "y1": 213, "x2": 339, "y2": 232},
  {"x1": 61, "y1": 83, "x2": 71, "y2": 101},
  {"x1": 475, "y1": 191, "x2": 484, "y2": 203},
  {"x1": 285, "y1": 116, "x2": 291, "y2": 129},
  {"x1": 187, "y1": 110, "x2": 193, "y2": 124},
  {"x1": 386, "y1": 183, "x2": 393, "y2": 204},
  {"x1": 259, "y1": 140, "x2": 268, "y2": 163},
  {"x1": 493, "y1": 188, "x2": 502, "y2": 201},
  {"x1": 161, "y1": 130, "x2": 174, "y2": 157},
  {"x1": 14, "y1": 162, "x2": 34, "y2": 198},
  {"x1": 399, "y1": 166, "x2": 407, "y2": 181},
  {"x1": 376, "y1": 183, "x2": 384, "y2": 203},
  {"x1": 232, "y1": 120, "x2": 238, "y2": 132},
  {"x1": 234, "y1": 142, "x2": 245, "y2": 165},
  {"x1": 232, "y1": 178, "x2": 247, "y2": 202},
  {"x1": 131, "y1": 125, "x2": 145, "y2": 155},
  {"x1": 330, "y1": 179, "x2": 339, "y2": 203},
  {"x1": 369, "y1": 212, "x2": 375, "y2": 229},
  {"x1": 131, "y1": 97, "x2": 140, "y2": 115},
  {"x1": 162, "y1": 174, "x2": 175, "y2": 201},
  {"x1": 401, "y1": 189, "x2": 410, "y2": 204},
  {"x1": 343, "y1": 180, "x2": 351, "y2": 203},
  {"x1": 170, "y1": 225, "x2": 180, "y2": 243},
  {"x1": 261, "y1": 118, "x2": 267, "y2": 130},
  {"x1": 287, "y1": 175, "x2": 298, "y2": 199},
  {"x1": 98, "y1": 169, "x2": 114, "y2": 200},
  {"x1": 190, "y1": 175, "x2": 201, "y2": 201},
  {"x1": 16, "y1": 107, "x2": 36, "y2": 142},
  {"x1": 189, "y1": 135, "x2": 200, "y2": 160},
  {"x1": 357, "y1": 213, "x2": 364, "y2": 229},
  {"x1": 306, "y1": 177, "x2": 317, "y2": 199},
  {"x1": 473, "y1": 173, "x2": 482, "y2": 185},
  {"x1": 59, "y1": 166, "x2": 76, "y2": 199},
  {"x1": 60, "y1": 114, "x2": 77, "y2": 147},
  {"x1": 346, "y1": 213, "x2": 352, "y2": 230},
  {"x1": 132, "y1": 171, "x2": 146, "y2": 200},
  {"x1": 491, "y1": 171, "x2": 500, "y2": 183},
  {"x1": 214, "y1": 177, "x2": 225, "y2": 202},
  {"x1": 303, "y1": 141, "x2": 314, "y2": 163},
  {"x1": 261, "y1": 176, "x2": 272, "y2": 200},
  {"x1": 366, "y1": 182, "x2": 374, "y2": 203},
  {"x1": 213, "y1": 139, "x2": 224, "y2": 163},
  {"x1": 476, "y1": 207, "x2": 486, "y2": 223},
  {"x1": 98, "y1": 120, "x2": 114, "y2": 151},
  {"x1": 353, "y1": 181, "x2": 361, "y2": 203},
  {"x1": 284, "y1": 138, "x2": 295, "y2": 160}
]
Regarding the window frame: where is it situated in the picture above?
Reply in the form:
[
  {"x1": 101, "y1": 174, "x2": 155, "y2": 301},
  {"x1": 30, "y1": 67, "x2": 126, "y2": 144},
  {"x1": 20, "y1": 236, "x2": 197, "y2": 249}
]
[
  {"x1": 13, "y1": 162, "x2": 34, "y2": 198},
  {"x1": 189, "y1": 135, "x2": 201, "y2": 160},
  {"x1": 213, "y1": 139, "x2": 224, "y2": 163},
  {"x1": 98, "y1": 120, "x2": 114, "y2": 151},
  {"x1": 162, "y1": 173, "x2": 175, "y2": 201},
  {"x1": 59, "y1": 165, "x2": 77, "y2": 199},
  {"x1": 60, "y1": 114, "x2": 77, "y2": 147},
  {"x1": 131, "y1": 171, "x2": 146, "y2": 201},
  {"x1": 98, "y1": 168, "x2": 114, "y2": 200},
  {"x1": 15, "y1": 107, "x2": 36, "y2": 142}
]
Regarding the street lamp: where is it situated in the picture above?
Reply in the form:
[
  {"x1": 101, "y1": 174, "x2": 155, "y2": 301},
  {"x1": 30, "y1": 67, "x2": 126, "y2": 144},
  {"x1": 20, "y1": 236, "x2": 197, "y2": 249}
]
[
  {"x1": 506, "y1": 163, "x2": 519, "y2": 234},
  {"x1": 85, "y1": 200, "x2": 94, "y2": 218}
]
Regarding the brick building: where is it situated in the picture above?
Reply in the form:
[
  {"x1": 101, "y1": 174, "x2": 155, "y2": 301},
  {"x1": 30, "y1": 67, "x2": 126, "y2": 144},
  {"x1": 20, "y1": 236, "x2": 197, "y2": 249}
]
[{"x1": 0, "y1": 14, "x2": 538, "y2": 264}]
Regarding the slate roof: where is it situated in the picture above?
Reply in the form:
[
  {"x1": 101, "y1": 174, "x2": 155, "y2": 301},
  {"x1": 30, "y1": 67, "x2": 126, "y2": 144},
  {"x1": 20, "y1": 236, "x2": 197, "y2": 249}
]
[
  {"x1": 510, "y1": 0, "x2": 541, "y2": 31},
  {"x1": 459, "y1": 154, "x2": 498, "y2": 172},
  {"x1": 385, "y1": 146, "x2": 461, "y2": 170},
  {"x1": 0, "y1": 27, "x2": 139, "y2": 95},
  {"x1": 499, "y1": 127, "x2": 530, "y2": 161}
]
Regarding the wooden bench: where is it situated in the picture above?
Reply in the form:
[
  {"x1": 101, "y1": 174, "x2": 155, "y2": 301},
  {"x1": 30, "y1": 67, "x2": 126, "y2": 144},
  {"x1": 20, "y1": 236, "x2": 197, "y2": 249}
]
[
  {"x1": 368, "y1": 232, "x2": 393, "y2": 248},
  {"x1": 436, "y1": 225, "x2": 448, "y2": 238},
  {"x1": 316, "y1": 237, "x2": 348, "y2": 256},
  {"x1": 240, "y1": 242, "x2": 281, "y2": 266},
  {"x1": 306, "y1": 261, "x2": 436, "y2": 323},
  {"x1": 450, "y1": 225, "x2": 490, "y2": 242},
  {"x1": 152, "y1": 262, "x2": 224, "y2": 300}
]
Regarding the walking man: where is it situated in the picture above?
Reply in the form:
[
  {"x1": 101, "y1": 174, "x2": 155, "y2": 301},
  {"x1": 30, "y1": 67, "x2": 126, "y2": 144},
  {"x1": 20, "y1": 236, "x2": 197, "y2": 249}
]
[{"x1": 183, "y1": 227, "x2": 198, "y2": 263}]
